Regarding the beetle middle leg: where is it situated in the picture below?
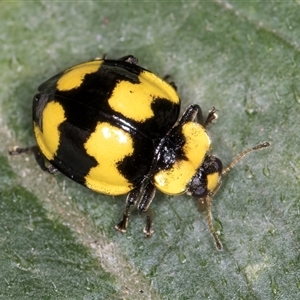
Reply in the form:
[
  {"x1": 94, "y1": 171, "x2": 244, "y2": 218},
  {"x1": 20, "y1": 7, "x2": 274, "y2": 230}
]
[
  {"x1": 115, "y1": 181, "x2": 156, "y2": 236},
  {"x1": 137, "y1": 182, "x2": 156, "y2": 237},
  {"x1": 115, "y1": 186, "x2": 140, "y2": 233}
]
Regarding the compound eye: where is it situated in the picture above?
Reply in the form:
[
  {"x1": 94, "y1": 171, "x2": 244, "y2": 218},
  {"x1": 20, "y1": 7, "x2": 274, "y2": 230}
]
[
  {"x1": 191, "y1": 185, "x2": 208, "y2": 198},
  {"x1": 188, "y1": 173, "x2": 208, "y2": 198},
  {"x1": 202, "y1": 155, "x2": 223, "y2": 174}
]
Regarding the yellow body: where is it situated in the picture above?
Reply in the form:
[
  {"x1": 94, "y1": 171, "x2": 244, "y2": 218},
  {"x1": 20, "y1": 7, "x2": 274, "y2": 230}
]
[
  {"x1": 34, "y1": 101, "x2": 66, "y2": 161},
  {"x1": 109, "y1": 70, "x2": 179, "y2": 122},
  {"x1": 57, "y1": 61, "x2": 104, "y2": 91},
  {"x1": 84, "y1": 122, "x2": 134, "y2": 195}
]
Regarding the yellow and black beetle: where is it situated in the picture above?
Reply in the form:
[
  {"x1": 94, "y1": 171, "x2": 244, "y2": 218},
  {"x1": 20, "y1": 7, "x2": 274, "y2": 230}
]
[{"x1": 10, "y1": 55, "x2": 269, "y2": 249}]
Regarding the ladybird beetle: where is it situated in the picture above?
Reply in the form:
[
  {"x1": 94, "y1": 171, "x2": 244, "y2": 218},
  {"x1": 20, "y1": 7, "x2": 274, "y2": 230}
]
[{"x1": 10, "y1": 55, "x2": 269, "y2": 249}]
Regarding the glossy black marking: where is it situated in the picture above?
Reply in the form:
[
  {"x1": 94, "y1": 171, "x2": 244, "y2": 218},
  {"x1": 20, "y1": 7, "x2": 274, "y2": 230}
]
[
  {"x1": 34, "y1": 58, "x2": 180, "y2": 189},
  {"x1": 117, "y1": 136, "x2": 155, "y2": 187},
  {"x1": 153, "y1": 124, "x2": 187, "y2": 173},
  {"x1": 39, "y1": 59, "x2": 180, "y2": 139}
]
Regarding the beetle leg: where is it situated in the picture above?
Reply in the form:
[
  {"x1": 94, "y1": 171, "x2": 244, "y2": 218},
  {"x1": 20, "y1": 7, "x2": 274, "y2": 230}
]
[
  {"x1": 143, "y1": 215, "x2": 154, "y2": 237},
  {"x1": 29, "y1": 146, "x2": 60, "y2": 174},
  {"x1": 163, "y1": 75, "x2": 177, "y2": 91},
  {"x1": 204, "y1": 107, "x2": 218, "y2": 127},
  {"x1": 137, "y1": 182, "x2": 156, "y2": 237},
  {"x1": 31, "y1": 146, "x2": 50, "y2": 172},
  {"x1": 178, "y1": 105, "x2": 218, "y2": 128},
  {"x1": 115, "y1": 185, "x2": 141, "y2": 233},
  {"x1": 117, "y1": 55, "x2": 138, "y2": 64},
  {"x1": 116, "y1": 181, "x2": 156, "y2": 236},
  {"x1": 9, "y1": 145, "x2": 59, "y2": 175},
  {"x1": 177, "y1": 104, "x2": 205, "y2": 126},
  {"x1": 9, "y1": 146, "x2": 34, "y2": 155}
]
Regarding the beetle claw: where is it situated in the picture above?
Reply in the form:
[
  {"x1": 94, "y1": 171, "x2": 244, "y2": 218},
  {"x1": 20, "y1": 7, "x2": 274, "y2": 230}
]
[
  {"x1": 143, "y1": 216, "x2": 154, "y2": 237},
  {"x1": 115, "y1": 216, "x2": 128, "y2": 233}
]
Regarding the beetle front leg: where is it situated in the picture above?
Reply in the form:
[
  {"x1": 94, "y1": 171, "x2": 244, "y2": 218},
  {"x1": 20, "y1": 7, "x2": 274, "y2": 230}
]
[
  {"x1": 115, "y1": 185, "x2": 141, "y2": 233},
  {"x1": 116, "y1": 181, "x2": 156, "y2": 236},
  {"x1": 137, "y1": 182, "x2": 156, "y2": 237}
]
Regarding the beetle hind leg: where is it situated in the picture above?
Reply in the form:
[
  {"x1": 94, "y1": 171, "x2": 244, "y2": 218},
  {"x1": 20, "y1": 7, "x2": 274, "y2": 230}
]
[
  {"x1": 9, "y1": 145, "x2": 59, "y2": 175},
  {"x1": 9, "y1": 146, "x2": 34, "y2": 155}
]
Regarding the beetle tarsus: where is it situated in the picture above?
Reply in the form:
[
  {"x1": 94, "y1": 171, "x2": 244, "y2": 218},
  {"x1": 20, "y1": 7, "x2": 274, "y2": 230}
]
[
  {"x1": 116, "y1": 187, "x2": 140, "y2": 232},
  {"x1": 47, "y1": 165, "x2": 59, "y2": 175},
  {"x1": 9, "y1": 146, "x2": 35, "y2": 155},
  {"x1": 117, "y1": 54, "x2": 138, "y2": 64},
  {"x1": 116, "y1": 201, "x2": 131, "y2": 232},
  {"x1": 115, "y1": 215, "x2": 129, "y2": 233},
  {"x1": 204, "y1": 107, "x2": 218, "y2": 127},
  {"x1": 143, "y1": 215, "x2": 154, "y2": 237}
]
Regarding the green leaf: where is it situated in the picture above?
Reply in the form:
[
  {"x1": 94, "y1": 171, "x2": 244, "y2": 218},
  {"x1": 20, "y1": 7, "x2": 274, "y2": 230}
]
[{"x1": 2, "y1": 1, "x2": 299, "y2": 299}]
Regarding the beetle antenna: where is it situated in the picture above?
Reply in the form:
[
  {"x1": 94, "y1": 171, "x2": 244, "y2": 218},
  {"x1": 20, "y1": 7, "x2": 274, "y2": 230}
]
[
  {"x1": 202, "y1": 181, "x2": 223, "y2": 250},
  {"x1": 205, "y1": 195, "x2": 223, "y2": 250},
  {"x1": 222, "y1": 142, "x2": 270, "y2": 176}
]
